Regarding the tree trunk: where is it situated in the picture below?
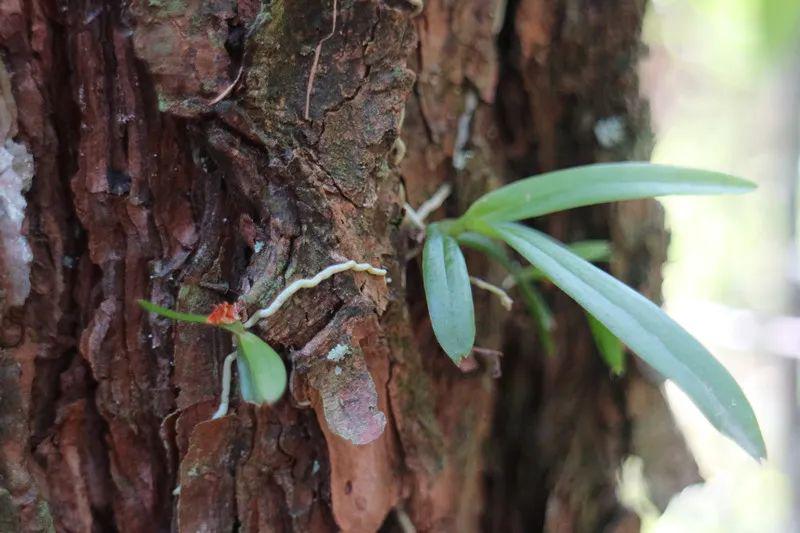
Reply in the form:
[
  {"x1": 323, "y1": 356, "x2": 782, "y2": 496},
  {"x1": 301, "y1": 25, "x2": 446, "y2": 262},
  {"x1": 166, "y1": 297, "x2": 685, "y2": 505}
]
[{"x1": 0, "y1": 0, "x2": 698, "y2": 531}]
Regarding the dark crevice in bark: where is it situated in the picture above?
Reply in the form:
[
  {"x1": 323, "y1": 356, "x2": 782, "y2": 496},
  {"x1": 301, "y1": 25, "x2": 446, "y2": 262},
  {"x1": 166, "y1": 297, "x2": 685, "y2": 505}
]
[
  {"x1": 493, "y1": 0, "x2": 530, "y2": 165},
  {"x1": 484, "y1": 0, "x2": 551, "y2": 526},
  {"x1": 29, "y1": 353, "x2": 75, "y2": 447},
  {"x1": 83, "y1": 371, "x2": 118, "y2": 532}
]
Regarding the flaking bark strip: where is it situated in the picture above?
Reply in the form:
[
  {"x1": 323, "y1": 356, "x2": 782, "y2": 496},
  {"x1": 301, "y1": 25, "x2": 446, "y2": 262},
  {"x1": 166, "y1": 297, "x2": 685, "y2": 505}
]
[{"x1": 295, "y1": 304, "x2": 387, "y2": 445}]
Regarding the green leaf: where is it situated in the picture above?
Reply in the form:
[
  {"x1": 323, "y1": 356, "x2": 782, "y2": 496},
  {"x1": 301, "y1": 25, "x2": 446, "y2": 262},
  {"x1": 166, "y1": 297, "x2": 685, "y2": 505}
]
[
  {"x1": 456, "y1": 232, "x2": 513, "y2": 267},
  {"x1": 587, "y1": 312, "x2": 625, "y2": 375},
  {"x1": 235, "y1": 331, "x2": 287, "y2": 404},
  {"x1": 490, "y1": 222, "x2": 766, "y2": 460},
  {"x1": 138, "y1": 299, "x2": 209, "y2": 324},
  {"x1": 520, "y1": 283, "x2": 556, "y2": 356},
  {"x1": 457, "y1": 232, "x2": 555, "y2": 355},
  {"x1": 566, "y1": 240, "x2": 612, "y2": 263},
  {"x1": 423, "y1": 225, "x2": 475, "y2": 362},
  {"x1": 236, "y1": 353, "x2": 258, "y2": 404},
  {"x1": 516, "y1": 240, "x2": 612, "y2": 283},
  {"x1": 460, "y1": 163, "x2": 756, "y2": 225}
]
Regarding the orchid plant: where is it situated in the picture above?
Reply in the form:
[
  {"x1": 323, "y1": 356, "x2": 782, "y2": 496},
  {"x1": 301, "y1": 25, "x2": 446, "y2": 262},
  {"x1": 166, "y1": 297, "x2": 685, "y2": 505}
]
[
  {"x1": 140, "y1": 161, "x2": 765, "y2": 462},
  {"x1": 139, "y1": 261, "x2": 387, "y2": 418},
  {"x1": 410, "y1": 162, "x2": 765, "y2": 460}
]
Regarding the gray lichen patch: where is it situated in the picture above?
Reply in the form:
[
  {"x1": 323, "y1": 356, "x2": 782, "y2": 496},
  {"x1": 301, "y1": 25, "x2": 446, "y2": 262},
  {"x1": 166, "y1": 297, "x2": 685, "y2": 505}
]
[{"x1": 0, "y1": 61, "x2": 34, "y2": 313}]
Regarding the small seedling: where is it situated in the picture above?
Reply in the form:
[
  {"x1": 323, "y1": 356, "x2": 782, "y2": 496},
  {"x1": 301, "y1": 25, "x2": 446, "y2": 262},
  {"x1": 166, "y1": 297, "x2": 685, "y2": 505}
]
[
  {"x1": 413, "y1": 162, "x2": 766, "y2": 460},
  {"x1": 139, "y1": 260, "x2": 387, "y2": 418}
]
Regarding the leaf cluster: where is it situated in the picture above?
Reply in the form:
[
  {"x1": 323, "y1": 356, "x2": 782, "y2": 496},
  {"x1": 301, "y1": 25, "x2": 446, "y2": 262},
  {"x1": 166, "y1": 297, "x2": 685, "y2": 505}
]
[{"x1": 421, "y1": 162, "x2": 765, "y2": 460}]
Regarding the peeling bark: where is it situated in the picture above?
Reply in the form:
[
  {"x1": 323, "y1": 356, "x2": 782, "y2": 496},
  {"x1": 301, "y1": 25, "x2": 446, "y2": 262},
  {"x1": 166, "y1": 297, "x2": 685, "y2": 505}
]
[{"x1": 1, "y1": 0, "x2": 698, "y2": 531}]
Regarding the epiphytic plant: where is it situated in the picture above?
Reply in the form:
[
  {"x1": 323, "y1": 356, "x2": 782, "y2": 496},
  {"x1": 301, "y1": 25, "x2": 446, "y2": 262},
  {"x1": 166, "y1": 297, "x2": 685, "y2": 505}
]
[
  {"x1": 139, "y1": 260, "x2": 387, "y2": 418},
  {"x1": 408, "y1": 162, "x2": 765, "y2": 460}
]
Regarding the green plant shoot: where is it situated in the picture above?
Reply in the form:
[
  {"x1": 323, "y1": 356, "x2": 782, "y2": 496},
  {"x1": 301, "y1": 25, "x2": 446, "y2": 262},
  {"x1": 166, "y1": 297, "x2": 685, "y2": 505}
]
[{"x1": 419, "y1": 162, "x2": 765, "y2": 460}]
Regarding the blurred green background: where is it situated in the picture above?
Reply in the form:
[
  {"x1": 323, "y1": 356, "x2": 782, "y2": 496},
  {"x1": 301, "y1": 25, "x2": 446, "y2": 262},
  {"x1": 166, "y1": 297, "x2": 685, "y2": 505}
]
[{"x1": 625, "y1": 0, "x2": 800, "y2": 530}]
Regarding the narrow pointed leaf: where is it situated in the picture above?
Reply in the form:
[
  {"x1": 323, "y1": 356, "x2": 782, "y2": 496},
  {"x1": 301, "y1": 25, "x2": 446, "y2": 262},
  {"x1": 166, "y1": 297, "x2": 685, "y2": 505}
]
[
  {"x1": 491, "y1": 222, "x2": 766, "y2": 460},
  {"x1": 235, "y1": 331, "x2": 287, "y2": 404},
  {"x1": 587, "y1": 312, "x2": 625, "y2": 375},
  {"x1": 516, "y1": 239, "x2": 612, "y2": 283},
  {"x1": 519, "y1": 282, "x2": 556, "y2": 356},
  {"x1": 460, "y1": 163, "x2": 756, "y2": 224},
  {"x1": 423, "y1": 225, "x2": 475, "y2": 362},
  {"x1": 138, "y1": 299, "x2": 210, "y2": 324}
]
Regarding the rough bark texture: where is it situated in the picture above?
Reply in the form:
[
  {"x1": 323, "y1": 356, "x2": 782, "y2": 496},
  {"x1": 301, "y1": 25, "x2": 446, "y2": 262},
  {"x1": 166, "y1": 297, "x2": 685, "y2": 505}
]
[{"x1": 0, "y1": 0, "x2": 698, "y2": 531}]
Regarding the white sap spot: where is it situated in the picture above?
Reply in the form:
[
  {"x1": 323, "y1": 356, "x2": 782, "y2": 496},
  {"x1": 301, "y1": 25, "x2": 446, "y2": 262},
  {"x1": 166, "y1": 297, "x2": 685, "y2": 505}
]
[
  {"x1": 334, "y1": 366, "x2": 342, "y2": 376},
  {"x1": 326, "y1": 343, "x2": 350, "y2": 362},
  {"x1": 253, "y1": 240, "x2": 264, "y2": 253},
  {"x1": 452, "y1": 90, "x2": 478, "y2": 171},
  {"x1": 116, "y1": 112, "x2": 135, "y2": 124},
  {"x1": 594, "y1": 116, "x2": 626, "y2": 148},
  {"x1": 84, "y1": 7, "x2": 102, "y2": 24}
]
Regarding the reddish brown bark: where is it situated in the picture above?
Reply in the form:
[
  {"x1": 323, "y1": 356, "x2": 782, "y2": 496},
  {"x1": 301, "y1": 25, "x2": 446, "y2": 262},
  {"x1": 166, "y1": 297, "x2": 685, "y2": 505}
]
[{"x1": 0, "y1": 0, "x2": 697, "y2": 531}]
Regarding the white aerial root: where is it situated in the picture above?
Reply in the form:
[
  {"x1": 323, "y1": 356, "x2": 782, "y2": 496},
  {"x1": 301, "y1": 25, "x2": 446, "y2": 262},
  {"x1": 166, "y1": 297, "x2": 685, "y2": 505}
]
[
  {"x1": 415, "y1": 183, "x2": 452, "y2": 221},
  {"x1": 469, "y1": 276, "x2": 513, "y2": 311},
  {"x1": 403, "y1": 204, "x2": 426, "y2": 230},
  {"x1": 503, "y1": 268, "x2": 545, "y2": 290},
  {"x1": 208, "y1": 65, "x2": 244, "y2": 106},
  {"x1": 403, "y1": 183, "x2": 452, "y2": 230},
  {"x1": 304, "y1": 0, "x2": 338, "y2": 120},
  {"x1": 209, "y1": 260, "x2": 385, "y2": 420},
  {"x1": 395, "y1": 507, "x2": 417, "y2": 533},
  {"x1": 211, "y1": 350, "x2": 238, "y2": 420},
  {"x1": 242, "y1": 260, "x2": 387, "y2": 329}
]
